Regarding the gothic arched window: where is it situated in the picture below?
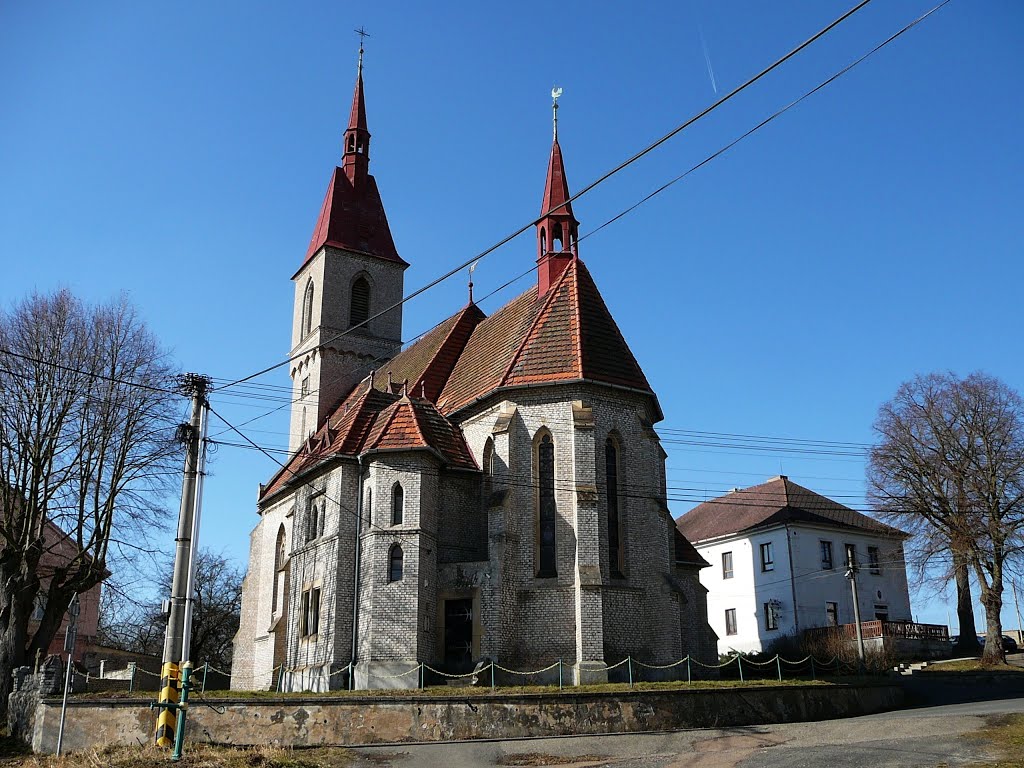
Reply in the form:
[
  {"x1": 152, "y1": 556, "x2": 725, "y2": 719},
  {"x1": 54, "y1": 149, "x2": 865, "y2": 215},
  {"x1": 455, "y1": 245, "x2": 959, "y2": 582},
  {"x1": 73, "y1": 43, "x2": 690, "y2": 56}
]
[
  {"x1": 301, "y1": 280, "x2": 314, "y2": 338},
  {"x1": 305, "y1": 501, "x2": 318, "y2": 543},
  {"x1": 350, "y1": 276, "x2": 370, "y2": 328},
  {"x1": 388, "y1": 544, "x2": 404, "y2": 582},
  {"x1": 272, "y1": 524, "x2": 286, "y2": 614},
  {"x1": 552, "y1": 222, "x2": 564, "y2": 252},
  {"x1": 540, "y1": 227, "x2": 547, "y2": 255},
  {"x1": 606, "y1": 437, "x2": 624, "y2": 578},
  {"x1": 482, "y1": 438, "x2": 495, "y2": 501},
  {"x1": 391, "y1": 483, "x2": 404, "y2": 526},
  {"x1": 536, "y1": 431, "x2": 556, "y2": 578}
]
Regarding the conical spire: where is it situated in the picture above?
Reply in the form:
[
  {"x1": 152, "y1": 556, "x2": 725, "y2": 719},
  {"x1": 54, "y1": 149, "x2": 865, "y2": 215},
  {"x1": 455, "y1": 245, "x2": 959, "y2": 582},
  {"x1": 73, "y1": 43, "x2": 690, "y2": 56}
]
[
  {"x1": 348, "y1": 42, "x2": 368, "y2": 133},
  {"x1": 536, "y1": 88, "x2": 578, "y2": 297},
  {"x1": 342, "y1": 36, "x2": 371, "y2": 185}
]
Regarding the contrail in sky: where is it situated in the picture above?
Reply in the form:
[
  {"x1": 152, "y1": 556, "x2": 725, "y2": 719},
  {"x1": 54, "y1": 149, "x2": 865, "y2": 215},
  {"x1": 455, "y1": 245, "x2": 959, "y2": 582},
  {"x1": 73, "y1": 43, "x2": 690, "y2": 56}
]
[{"x1": 694, "y1": 2, "x2": 718, "y2": 94}]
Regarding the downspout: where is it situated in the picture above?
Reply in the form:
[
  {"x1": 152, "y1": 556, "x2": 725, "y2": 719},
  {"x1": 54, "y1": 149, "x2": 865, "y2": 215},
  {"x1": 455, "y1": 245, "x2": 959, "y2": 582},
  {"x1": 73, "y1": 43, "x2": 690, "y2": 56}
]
[
  {"x1": 350, "y1": 459, "x2": 366, "y2": 679},
  {"x1": 785, "y1": 524, "x2": 799, "y2": 634}
]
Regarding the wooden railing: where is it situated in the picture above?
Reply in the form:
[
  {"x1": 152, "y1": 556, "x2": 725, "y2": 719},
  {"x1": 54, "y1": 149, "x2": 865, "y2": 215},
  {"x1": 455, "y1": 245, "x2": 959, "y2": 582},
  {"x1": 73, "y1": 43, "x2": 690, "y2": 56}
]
[{"x1": 805, "y1": 620, "x2": 948, "y2": 642}]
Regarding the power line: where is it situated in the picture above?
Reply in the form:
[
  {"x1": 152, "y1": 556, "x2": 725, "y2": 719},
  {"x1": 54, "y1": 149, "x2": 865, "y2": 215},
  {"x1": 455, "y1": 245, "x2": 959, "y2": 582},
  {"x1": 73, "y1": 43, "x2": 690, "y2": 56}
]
[
  {"x1": 213, "y1": 0, "x2": 877, "y2": 394},
  {"x1": 204, "y1": 0, "x2": 951, "y2": 442}
]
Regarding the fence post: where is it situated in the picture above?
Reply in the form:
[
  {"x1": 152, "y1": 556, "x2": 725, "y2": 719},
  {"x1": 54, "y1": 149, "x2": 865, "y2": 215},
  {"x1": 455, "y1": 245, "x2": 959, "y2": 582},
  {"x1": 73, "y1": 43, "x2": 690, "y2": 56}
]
[
  {"x1": 776, "y1": 655, "x2": 782, "y2": 682},
  {"x1": 348, "y1": 662, "x2": 354, "y2": 691},
  {"x1": 686, "y1": 656, "x2": 691, "y2": 685},
  {"x1": 627, "y1": 656, "x2": 633, "y2": 688},
  {"x1": 419, "y1": 663, "x2": 424, "y2": 690},
  {"x1": 558, "y1": 658, "x2": 563, "y2": 691},
  {"x1": 128, "y1": 663, "x2": 136, "y2": 693},
  {"x1": 490, "y1": 662, "x2": 495, "y2": 692},
  {"x1": 201, "y1": 662, "x2": 209, "y2": 692},
  {"x1": 737, "y1": 655, "x2": 744, "y2": 683},
  {"x1": 810, "y1": 656, "x2": 816, "y2": 680}
]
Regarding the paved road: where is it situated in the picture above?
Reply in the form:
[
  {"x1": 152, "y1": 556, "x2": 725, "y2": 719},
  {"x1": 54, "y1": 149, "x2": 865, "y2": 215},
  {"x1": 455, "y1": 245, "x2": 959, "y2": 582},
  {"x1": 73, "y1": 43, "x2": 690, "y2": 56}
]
[{"x1": 348, "y1": 698, "x2": 1024, "y2": 768}]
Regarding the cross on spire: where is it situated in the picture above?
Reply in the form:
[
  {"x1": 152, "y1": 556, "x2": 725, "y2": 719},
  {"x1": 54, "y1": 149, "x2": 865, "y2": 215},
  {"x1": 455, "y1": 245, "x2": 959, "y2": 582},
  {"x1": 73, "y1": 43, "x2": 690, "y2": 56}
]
[{"x1": 355, "y1": 26, "x2": 370, "y2": 74}]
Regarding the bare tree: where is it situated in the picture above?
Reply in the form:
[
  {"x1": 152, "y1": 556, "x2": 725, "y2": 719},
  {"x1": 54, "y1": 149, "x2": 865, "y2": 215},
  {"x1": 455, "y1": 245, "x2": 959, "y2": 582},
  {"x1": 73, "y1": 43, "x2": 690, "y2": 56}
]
[
  {"x1": 97, "y1": 549, "x2": 242, "y2": 670},
  {"x1": 0, "y1": 290, "x2": 179, "y2": 712},
  {"x1": 868, "y1": 372, "x2": 1024, "y2": 664}
]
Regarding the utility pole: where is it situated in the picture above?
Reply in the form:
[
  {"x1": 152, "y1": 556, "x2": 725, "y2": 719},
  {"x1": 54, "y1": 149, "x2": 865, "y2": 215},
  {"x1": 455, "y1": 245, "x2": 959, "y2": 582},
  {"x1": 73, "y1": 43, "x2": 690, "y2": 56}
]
[
  {"x1": 1013, "y1": 580, "x2": 1023, "y2": 646},
  {"x1": 846, "y1": 550, "x2": 866, "y2": 669},
  {"x1": 155, "y1": 373, "x2": 210, "y2": 748},
  {"x1": 55, "y1": 594, "x2": 80, "y2": 756}
]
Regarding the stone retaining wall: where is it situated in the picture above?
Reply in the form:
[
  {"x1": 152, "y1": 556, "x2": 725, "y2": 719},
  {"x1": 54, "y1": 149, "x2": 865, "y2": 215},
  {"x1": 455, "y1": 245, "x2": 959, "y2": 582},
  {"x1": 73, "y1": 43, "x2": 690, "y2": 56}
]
[{"x1": 30, "y1": 683, "x2": 901, "y2": 754}]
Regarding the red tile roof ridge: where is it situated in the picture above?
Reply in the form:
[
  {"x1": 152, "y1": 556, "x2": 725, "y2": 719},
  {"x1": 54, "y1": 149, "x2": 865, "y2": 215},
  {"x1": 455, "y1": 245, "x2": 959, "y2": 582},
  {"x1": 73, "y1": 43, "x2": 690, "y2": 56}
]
[
  {"x1": 497, "y1": 258, "x2": 578, "y2": 388},
  {"x1": 570, "y1": 259, "x2": 584, "y2": 380}
]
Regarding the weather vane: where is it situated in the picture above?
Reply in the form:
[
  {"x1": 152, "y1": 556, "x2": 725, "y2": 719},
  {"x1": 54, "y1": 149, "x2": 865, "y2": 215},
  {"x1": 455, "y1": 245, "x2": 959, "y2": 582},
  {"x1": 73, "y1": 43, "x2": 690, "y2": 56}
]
[{"x1": 551, "y1": 86, "x2": 563, "y2": 140}]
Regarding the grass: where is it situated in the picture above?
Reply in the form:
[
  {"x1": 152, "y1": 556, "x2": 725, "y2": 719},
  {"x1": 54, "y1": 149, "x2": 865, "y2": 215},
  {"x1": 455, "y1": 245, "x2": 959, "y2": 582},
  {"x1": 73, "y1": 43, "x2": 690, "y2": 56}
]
[
  {"x1": 0, "y1": 741, "x2": 353, "y2": 768},
  {"x1": 969, "y1": 713, "x2": 1024, "y2": 768},
  {"x1": 72, "y1": 676, "x2": 850, "y2": 701},
  {"x1": 922, "y1": 660, "x2": 1024, "y2": 674}
]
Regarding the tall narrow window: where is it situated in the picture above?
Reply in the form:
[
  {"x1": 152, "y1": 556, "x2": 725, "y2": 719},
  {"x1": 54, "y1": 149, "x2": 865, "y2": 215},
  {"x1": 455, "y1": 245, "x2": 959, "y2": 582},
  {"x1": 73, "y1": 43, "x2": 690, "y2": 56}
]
[
  {"x1": 764, "y1": 602, "x2": 779, "y2": 631},
  {"x1": 537, "y1": 432, "x2": 557, "y2": 577},
  {"x1": 725, "y1": 608, "x2": 738, "y2": 636},
  {"x1": 760, "y1": 542, "x2": 774, "y2": 572},
  {"x1": 391, "y1": 483, "x2": 404, "y2": 526},
  {"x1": 868, "y1": 546, "x2": 881, "y2": 574},
  {"x1": 305, "y1": 502, "x2": 318, "y2": 543},
  {"x1": 820, "y1": 540, "x2": 834, "y2": 570},
  {"x1": 388, "y1": 545, "x2": 404, "y2": 582},
  {"x1": 722, "y1": 551, "x2": 734, "y2": 579},
  {"x1": 364, "y1": 487, "x2": 372, "y2": 525},
  {"x1": 482, "y1": 438, "x2": 495, "y2": 501},
  {"x1": 299, "y1": 586, "x2": 320, "y2": 637},
  {"x1": 826, "y1": 601, "x2": 839, "y2": 626},
  {"x1": 350, "y1": 276, "x2": 370, "y2": 327},
  {"x1": 272, "y1": 525, "x2": 286, "y2": 615},
  {"x1": 301, "y1": 280, "x2": 314, "y2": 337},
  {"x1": 605, "y1": 438, "x2": 623, "y2": 577}
]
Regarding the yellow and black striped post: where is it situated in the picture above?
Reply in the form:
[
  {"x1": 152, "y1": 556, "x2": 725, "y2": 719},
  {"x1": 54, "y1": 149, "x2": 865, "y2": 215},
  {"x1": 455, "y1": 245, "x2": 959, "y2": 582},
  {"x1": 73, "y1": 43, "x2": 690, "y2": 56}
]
[{"x1": 154, "y1": 661, "x2": 179, "y2": 747}]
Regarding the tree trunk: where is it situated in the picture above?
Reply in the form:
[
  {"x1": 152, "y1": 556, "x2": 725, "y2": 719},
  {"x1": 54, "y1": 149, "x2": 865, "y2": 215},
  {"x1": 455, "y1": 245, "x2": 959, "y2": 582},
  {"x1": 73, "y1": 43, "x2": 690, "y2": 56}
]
[
  {"x1": 0, "y1": 570, "x2": 36, "y2": 719},
  {"x1": 952, "y1": 550, "x2": 981, "y2": 656},
  {"x1": 977, "y1": 567, "x2": 1006, "y2": 665}
]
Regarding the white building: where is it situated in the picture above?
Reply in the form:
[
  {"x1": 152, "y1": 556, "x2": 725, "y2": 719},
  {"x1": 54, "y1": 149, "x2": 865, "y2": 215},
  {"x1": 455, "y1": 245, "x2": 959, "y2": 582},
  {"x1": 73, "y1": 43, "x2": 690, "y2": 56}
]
[{"x1": 675, "y1": 476, "x2": 912, "y2": 655}]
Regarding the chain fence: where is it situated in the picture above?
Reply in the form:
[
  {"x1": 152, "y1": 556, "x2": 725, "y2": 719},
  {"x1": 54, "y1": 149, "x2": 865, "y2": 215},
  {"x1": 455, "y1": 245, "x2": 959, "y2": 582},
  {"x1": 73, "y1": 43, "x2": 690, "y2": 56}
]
[{"x1": 66, "y1": 651, "x2": 855, "y2": 695}]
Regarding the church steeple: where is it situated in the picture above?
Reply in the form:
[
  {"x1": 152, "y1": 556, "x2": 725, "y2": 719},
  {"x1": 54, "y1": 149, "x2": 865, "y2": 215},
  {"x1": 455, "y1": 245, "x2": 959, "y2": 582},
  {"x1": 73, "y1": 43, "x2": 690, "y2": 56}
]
[
  {"x1": 537, "y1": 88, "x2": 579, "y2": 297},
  {"x1": 342, "y1": 39, "x2": 371, "y2": 186}
]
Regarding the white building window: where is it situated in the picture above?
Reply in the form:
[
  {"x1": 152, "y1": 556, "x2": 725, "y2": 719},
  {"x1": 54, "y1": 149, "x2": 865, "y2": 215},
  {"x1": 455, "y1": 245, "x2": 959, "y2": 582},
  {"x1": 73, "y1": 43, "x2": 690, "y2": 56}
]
[
  {"x1": 820, "y1": 540, "x2": 834, "y2": 570},
  {"x1": 722, "y1": 551, "x2": 734, "y2": 579},
  {"x1": 826, "y1": 601, "x2": 839, "y2": 627},
  {"x1": 760, "y1": 542, "x2": 774, "y2": 572},
  {"x1": 764, "y1": 602, "x2": 779, "y2": 631},
  {"x1": 725, "y1": 608, "x2": 738, "y2": 636},
  {"x1": 868, "y1": 546, "x2": 881, "y2": 574}
]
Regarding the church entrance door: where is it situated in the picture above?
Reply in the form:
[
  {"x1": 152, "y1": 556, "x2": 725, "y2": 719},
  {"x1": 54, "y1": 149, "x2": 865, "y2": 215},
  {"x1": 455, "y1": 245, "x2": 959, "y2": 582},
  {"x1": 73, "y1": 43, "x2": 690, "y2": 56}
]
[{"x1": 443, "y1": 598, "x2": 474, "y2": 673}]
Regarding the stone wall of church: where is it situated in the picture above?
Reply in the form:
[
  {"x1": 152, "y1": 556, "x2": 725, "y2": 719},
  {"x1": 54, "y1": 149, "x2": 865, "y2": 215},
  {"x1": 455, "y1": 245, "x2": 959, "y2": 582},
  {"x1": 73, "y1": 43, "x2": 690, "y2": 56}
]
[
  {"x1": 437, "y1": 471, "x2": 487, "y2": 563},
  {"x1": 452, "y1": 383, "x2": 702, "y2": 676},
  {"x1": 232, "y1": 494, "x2": 292, "y2": 691},
  {"x1": 356, "y1": 453, "x2": 439, "y2": 679}
]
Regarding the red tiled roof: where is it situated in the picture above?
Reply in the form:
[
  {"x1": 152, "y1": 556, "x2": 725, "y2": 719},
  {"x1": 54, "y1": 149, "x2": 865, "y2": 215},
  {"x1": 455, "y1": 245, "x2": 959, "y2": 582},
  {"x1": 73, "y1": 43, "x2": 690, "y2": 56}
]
[
  {"x1": 438, "y1": 256, "x2": 653, "y2": 414},
  {"x1": 674, "y1": 476, "x2": 906, "y2": 544},
  {"x1": 364, "y1": 396, "x2": 476, "y2": 470},
  {"x1": 541, "y1": 139, "x2": 575, "y2": 220},
  {"x1": 371, "y1": 304, "x2": 485, "y2": 402},
  {"x1": 301, "y1": 167, "x2": 407, "y2": 268}
]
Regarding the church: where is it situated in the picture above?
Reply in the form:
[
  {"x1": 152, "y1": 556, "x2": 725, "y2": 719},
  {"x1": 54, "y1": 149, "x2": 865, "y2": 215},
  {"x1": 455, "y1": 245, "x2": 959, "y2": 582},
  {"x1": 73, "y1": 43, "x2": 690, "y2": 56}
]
[{"x1": 231, "y1": 51, "x2": 717, "y2": 691}]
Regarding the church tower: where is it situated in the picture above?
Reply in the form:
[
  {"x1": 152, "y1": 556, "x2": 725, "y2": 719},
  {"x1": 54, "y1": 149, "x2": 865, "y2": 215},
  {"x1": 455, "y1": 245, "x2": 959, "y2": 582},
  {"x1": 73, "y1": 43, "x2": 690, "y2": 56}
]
[
  {"x1": 536, "y1": 90, "x2": 579, "y2": 297},
  {"x1": 289, "y1": 44, "x2": 408, "y2": 452}
]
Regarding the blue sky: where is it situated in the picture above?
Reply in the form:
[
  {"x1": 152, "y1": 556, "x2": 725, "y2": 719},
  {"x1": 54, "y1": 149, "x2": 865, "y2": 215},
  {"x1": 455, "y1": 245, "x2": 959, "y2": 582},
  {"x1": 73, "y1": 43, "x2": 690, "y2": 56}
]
[{"x1": 2, "y1": 1, "x2": 1022, "y2": 630}]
